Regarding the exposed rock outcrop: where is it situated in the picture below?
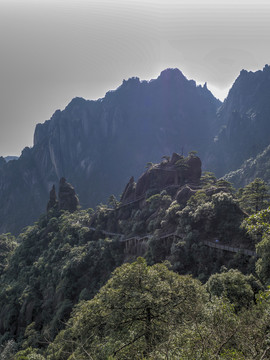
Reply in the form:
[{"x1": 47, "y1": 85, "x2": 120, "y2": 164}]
[
  {"x1": 0, "y1": 68, "x2": 220, "y2": 234},
  {"x1": 120, "y1": 176, "x2": 136, "y2": 203},
  {"x1": 121, "y1": 153, "x2": 202, "y2": 204},
  {"x1": 58, "y1": 178, "x2": 79, "y2": 212},
  {"x1": 4, "y1": 65, "x2": 270, "y2": 233},
  {"x1": 47, "y1": 185, "x2": 58, "y2": 212},
  {"x1": 175, "y1": 185, "x2": 197, "y2": 206},
  {"x1": 46, "y1": 179, "x2": 79, "y2": 213}
]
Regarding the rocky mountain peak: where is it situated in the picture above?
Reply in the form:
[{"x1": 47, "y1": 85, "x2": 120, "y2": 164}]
[
  {"x1": 0, "y1": 68, "x2": 221, "y2": 234},
  {"x1": 158, "y1": 68, "x2": 186, "y2": 81}
]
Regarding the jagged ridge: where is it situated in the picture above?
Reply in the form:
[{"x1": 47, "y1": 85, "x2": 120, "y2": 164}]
[{"x1": 0, "y1": 69, "x2": 220, "y2": 234}]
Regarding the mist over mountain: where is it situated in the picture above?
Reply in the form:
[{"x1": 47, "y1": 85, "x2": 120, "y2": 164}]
[{"x1": 0, "y1": 68, "x2": 220, "y2": 234}]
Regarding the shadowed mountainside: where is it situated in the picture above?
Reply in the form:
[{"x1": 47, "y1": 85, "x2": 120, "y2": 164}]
[
  {"x1": 3, "y1": 65, "x2": 270, "y2": 234},
  {"x1": 0, "y1": 69, "x2": 220, "y2": 234},
  {"x1": 208, "y1": 65, "x2": 270, "y2": 177}
]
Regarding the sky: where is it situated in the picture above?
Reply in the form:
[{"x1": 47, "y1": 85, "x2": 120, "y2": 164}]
[{"x1": 1, "y1": 0, "x2": 270, "y2": 156}]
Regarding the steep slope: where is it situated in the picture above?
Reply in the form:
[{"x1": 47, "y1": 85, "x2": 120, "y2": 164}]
[
  {"x1": 208, "y1": 65, "x2": 270, "y2": 176},
  {"x1": 223, "y1": 144, "x2": 270, "y2": 188},
  {"x1": 0, "y1": 69, "x2": 220, "y2": 234},
  {"x1": 0, "y1": 154, "x2": 253, "y2": 348}
]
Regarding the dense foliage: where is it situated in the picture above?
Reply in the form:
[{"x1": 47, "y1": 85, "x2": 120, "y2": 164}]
[
  {"x1": 1, "y1": 172, "x2": 270, "y2": 358},
  {"x1": 47, "y1": 258, "x2": 205, "y2": 359},
  {"x1": 15, "y1": 260, "x2": 270, "y2": 360},
  {"x1": 0, "y1": 210, "x2": 124, "y2": 349}
]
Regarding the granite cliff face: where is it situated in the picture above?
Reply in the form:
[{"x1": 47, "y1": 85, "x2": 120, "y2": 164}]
[
  {"x1": 3, "y1": 65, "x2": 270, "y2": 234},
  {"x1": 121, "y1": 152, "x2": 201, "y2": 204},
  {"x1": 47, "y1": 178, "x2": 80, "y2": 212},
  {"x1": 58, "y1": 178, "x2": 80, "y2": 212},
  {"x1": 0, "y1": 69, "x2": 220, "y2": 234},
  {"x1": 208, "y1": 65, "x2": 270, "y2": 177}
]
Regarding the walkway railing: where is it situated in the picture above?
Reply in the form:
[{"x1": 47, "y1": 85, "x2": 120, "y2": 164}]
[
  {"x1": 87, "y1": 225, "x2": 256, "y2": 257},
  {"x1": 203, "y1": 241, "x2": 256, "y2": 257}
]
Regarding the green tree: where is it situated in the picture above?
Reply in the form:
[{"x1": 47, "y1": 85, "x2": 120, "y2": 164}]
[
  {"x1": 148, "y1": 297, "x2": 241, "y2": 360},
  {"x1": 206, "y1": 269, "x2": 262, "y2": 311},
  {"x1": 108, "y1": 195, "x2": 119, "y2": 209},
  {"x1": 0, "y1": 233, "x2": 17, "y2": 274},
  {"x1": 256, "y1": 235, "x2": 270, "y2": 284},
  {"x1": 47, "y1": 258, "x2": 206, "y2": 360},
  {"x1": 216, "y1": 179, "x2": 235, "y2": 194},
  {"x1": 145, "y1": 162, "x2": 154, "y2": 169},
  {"x1": 200, "y1": 171, "x2": 217, "y2": 187},
  {"x1": 14, "y1": 347, "x2": 45, "y2": 360},
  {"x1": 242, "y1": 208, "x2": 270, "y2": 284},
  {"x1": 239, "y1": 178, "x2": 270, "y2": 213},
  {"x1": 0, "y1": 340, "x2": 18, "y2": 360},
  {"x1": 175, "y1": 158, "x2": 189, "y2": 170},
  {"x1": 242, "y1": 207, "x2": 270, "y2": 243},
  {"x1": 188, "y1": 150, "x2": 198, "y2": 157}
]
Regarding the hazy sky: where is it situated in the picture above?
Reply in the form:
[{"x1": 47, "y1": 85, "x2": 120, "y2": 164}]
[{"x1": 1, "y1": 0, "x2": 270, "y2": 156}]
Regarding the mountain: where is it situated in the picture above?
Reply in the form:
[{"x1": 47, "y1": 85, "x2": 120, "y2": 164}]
[
  {"x1": 0, "y1": 68, "x2": 220, "y2": 234},
  {"x1": 2, "y1": 66, "x2": 270, "y2": 358},
  {"x1": 223, "y1": 144, "x2": 270, "y2": 188},
  {"x1": 208, "y1": 65, "x2": 270, "y2": 177},
  {"x1": 0, "y1": 154, "x2": 253, "y2": 348}
]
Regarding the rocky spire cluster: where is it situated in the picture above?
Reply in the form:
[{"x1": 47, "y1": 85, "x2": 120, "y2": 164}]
[{"x1": 47, "y1": 178, "x2": 79, "y2": 213}]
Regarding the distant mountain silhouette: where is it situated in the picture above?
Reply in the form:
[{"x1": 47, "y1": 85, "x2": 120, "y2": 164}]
[
  {"x1": 3, "y1": 65, "x2": 270, "y2": 234},
  {"x1": 0, "y1": 68, "x2": 220, "y2": 234}
]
